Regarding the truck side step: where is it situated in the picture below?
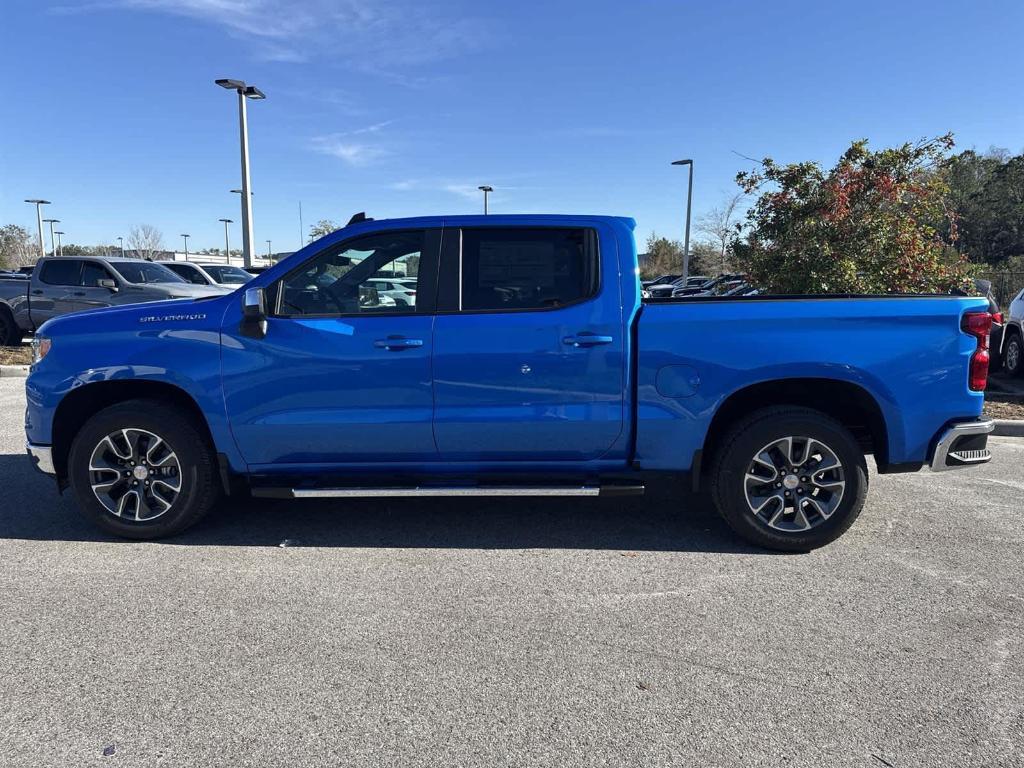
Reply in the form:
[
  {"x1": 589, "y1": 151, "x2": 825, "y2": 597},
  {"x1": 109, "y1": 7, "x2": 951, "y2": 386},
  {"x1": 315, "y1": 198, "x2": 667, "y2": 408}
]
[{"x1": 252, "y1": 484, "x2": 644, "y2": 499}]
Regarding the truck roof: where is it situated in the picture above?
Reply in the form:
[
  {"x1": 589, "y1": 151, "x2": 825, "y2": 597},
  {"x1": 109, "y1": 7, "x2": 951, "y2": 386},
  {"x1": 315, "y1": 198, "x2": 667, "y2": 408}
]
[{"x1": 342, "y1": 214, "x2": 637, "y2": 230}]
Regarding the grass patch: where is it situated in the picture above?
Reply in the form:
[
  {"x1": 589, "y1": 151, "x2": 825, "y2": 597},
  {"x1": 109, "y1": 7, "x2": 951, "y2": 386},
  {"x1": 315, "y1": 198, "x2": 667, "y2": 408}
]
[{"x1": 0, "y1": 346, "x2": 32, "y2": 366}]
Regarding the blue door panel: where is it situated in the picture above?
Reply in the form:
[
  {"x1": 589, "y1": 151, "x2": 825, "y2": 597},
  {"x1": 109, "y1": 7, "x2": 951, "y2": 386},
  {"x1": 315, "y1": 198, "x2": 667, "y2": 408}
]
[
  {"x1": 221, "y1": 315, "x2": 436, "y2": 465},
  {"x1": 431, "y1": 222, "x2": 626, "y2": 462}
]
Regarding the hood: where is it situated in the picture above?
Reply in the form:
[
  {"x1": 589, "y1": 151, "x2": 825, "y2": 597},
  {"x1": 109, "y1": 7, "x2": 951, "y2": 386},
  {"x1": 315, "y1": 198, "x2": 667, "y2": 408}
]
[
  {"x1": 140, "y1": 281, "x2": 232, "y2": 298},
  {"x1": 38, "y1": 293, "x2": 232, "y2": 338}
]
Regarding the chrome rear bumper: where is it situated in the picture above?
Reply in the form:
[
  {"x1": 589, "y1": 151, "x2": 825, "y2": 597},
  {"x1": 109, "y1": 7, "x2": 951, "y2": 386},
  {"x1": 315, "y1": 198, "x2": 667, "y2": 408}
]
[
  {"x1": 26, "y1": 442, "x2": 55, "y2": 475},
  {"x1": 929, "y1": 419, "x2": 995, "y2": 471}
]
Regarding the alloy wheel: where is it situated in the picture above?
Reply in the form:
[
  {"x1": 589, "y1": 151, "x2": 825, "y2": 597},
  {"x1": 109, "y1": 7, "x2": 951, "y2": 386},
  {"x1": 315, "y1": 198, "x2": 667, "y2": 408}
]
[
  {"x1": 743, "y1": 436, "x2": 846, "y2": 532},
  {"x1": 88, "y1": 428, "x2": 182, "y2": 521}
]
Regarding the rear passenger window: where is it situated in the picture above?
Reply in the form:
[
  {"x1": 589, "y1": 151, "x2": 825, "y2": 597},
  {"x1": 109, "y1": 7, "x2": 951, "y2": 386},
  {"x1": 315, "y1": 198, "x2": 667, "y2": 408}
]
[
  {"x1": 460, "y1": 228, "x2": 598, "y2": 311},
  {"x1": 39, "y1": 260, "x2": 82, "y2": 286}
]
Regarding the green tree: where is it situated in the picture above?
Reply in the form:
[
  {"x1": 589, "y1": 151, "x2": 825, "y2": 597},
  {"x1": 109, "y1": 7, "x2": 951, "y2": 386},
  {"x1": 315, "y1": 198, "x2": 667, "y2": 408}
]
[
  {"x1": 946, "y1": 150, "x2": 1024, "y2": 266},
  {"x1": 0, "y1": 224, "x2": 37, "y2": 269},
  {"x1": 641, "y1": 233, "x2": 712, "y2": 279},
  {"x1": 735, "y1": 135, "x2": 973, "y2": 294},
  {"x1": 309, "y1": 219, "x2": 341, "y2": 240}
]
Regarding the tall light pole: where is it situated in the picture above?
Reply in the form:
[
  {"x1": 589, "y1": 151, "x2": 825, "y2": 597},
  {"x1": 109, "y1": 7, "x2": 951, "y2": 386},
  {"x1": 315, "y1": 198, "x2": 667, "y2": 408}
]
[
  {"x1": 219, "y1": 218, "x2": 233, "y2": 262},
  {"x1": 216, "y1": 78, "x2": 265, "y2": 269},
  {"x1": 671, "y1": 159, "x2": 694, "y2": 279},
  {"x1": 43, "y1": 219, "x2": 60, "y2": 257},
  {"x1": 25, "y1": 200, "x2": 50, "y2": 259},
  {"x1": 54, "y1": 231, "x2": 65, "y2": 257},
  {"x1": 117, "y1": 236, "x2": 124, "y2": 257},
  {"x1": 266, "y1": 239, "x2": 272, "y2": 260},
  {"x1": 478, "y1": 185, "x2": 493, "y2": 215},
  {"x1": 181, "y1": 233, "x2": 191, "y2": 260}
]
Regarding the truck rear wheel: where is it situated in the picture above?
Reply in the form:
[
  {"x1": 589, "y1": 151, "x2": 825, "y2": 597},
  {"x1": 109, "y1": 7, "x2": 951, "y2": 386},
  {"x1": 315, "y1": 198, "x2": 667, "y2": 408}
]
[
  {"x1": 68, "y1": 399, "x2": 221, "y2": 539},
  {"x1": 710, "y1": 407, "x2": 868, "y2": 551}
]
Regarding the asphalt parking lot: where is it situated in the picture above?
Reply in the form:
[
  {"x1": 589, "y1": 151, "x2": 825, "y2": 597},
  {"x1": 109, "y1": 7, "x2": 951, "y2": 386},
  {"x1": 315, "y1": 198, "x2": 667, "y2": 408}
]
[{"x1": 1, "y1": 378, "x2": 1022, "y2": 767}]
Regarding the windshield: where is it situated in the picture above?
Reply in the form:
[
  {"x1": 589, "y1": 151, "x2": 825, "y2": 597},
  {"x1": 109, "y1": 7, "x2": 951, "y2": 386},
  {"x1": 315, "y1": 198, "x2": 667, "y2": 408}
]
[
  {"x1": 202, "y1": 265, "x2": 252, "y2": 285},
  {"x1": 109, "y1": 261, "x2": 187, "y2": 284}
]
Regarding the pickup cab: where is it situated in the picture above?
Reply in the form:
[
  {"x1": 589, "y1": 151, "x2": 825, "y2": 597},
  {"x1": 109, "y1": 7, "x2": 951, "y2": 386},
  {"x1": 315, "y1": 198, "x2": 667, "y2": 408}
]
[
  {"x1": 0, "y1": 256, "x2": 228, "y2": 346},
  {"x1": 23, "y1": 215, "x2": 995, "y2": 550}
]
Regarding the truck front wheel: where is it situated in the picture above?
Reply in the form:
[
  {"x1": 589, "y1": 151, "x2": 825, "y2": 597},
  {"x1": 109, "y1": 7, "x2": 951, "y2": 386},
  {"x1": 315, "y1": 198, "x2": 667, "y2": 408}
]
[
  {"x1": 710, "y1": 407, "x2": 868, "y2": 551},
  {"x1": 68, "y1": 399, "x2": 221, "y2": 539},
  {"x1": 1005, "y1": 333, "x2": 1023, "y2": 377}
]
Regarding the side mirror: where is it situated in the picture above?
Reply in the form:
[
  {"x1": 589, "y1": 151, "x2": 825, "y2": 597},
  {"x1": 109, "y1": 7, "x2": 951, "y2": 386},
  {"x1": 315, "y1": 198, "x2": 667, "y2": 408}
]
[
  {"x1": 99, "y1": 278, "x2": 118, "y2": 292},
  {"x1": 241, "y1": 287, "x2": 268, "y2": 339}
]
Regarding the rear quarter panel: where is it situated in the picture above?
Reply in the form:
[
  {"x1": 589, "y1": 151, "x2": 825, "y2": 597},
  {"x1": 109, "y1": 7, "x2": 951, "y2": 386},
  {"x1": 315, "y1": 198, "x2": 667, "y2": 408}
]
[{"x1": 636, "y1": 296, "x2": 989, "y2": 470}]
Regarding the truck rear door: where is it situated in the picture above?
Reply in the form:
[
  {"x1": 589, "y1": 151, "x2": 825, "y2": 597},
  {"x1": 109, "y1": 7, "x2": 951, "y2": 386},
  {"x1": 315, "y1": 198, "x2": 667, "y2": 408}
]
[{"x1": 431, "y1": 224, "x2": 626, "y2": 462}]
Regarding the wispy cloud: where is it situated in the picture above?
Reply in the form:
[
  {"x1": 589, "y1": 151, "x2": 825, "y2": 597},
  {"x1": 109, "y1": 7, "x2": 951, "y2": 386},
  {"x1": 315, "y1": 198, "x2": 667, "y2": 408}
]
[
  {"x1": 391, "y1": 179, "x2": 531, "y2": 204},
  {"x1": 310, "y1": 122, "x2": 395, "y2": 166},
  {"x1": 57, "y1": 0, "x2": 489, "y2": 72}
]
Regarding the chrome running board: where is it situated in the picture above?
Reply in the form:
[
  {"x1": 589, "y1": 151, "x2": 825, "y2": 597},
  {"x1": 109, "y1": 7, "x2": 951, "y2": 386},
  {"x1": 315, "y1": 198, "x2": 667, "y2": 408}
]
[{"x1": 252, "y1": 485, "x2": 644, "y2": 499}]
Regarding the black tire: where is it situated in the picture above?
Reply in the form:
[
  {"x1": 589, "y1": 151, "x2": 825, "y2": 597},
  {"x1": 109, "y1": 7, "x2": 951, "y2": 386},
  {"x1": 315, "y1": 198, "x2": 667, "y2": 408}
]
[
  {"x1": 1004, "y1": 332, "x2": 1023, "y2": 378},
  {"x1": 0, "y1": 309, "x2": 18, "y2": 347},
  {"x1": 710, "y1": 407, "x2": 868, "y2": 552},
  {"x1": 68, "y1": 399, "x2": 221, "y2": 539}
]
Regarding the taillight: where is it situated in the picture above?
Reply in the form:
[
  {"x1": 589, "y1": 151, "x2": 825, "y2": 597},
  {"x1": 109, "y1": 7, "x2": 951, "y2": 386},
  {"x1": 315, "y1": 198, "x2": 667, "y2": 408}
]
[
  {"x1": 962, "y1": 311, "x2": 992, "y2": 391},
  {"x1": 992, "y1": 311, "x2": 1003, "y2": 325}
]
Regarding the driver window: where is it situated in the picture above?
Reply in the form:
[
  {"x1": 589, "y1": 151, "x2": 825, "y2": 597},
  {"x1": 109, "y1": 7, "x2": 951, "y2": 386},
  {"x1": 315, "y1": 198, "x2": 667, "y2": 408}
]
[{"x1": 276, "y1": 230, "x2": 425, "y2": 317}]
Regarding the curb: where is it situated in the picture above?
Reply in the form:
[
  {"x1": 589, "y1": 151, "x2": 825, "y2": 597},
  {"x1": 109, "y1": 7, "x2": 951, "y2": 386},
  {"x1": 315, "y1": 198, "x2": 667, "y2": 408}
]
[
  {"x1": 993, "y1": 419, "x2": 1024, "y2": 437},
  {"x1": 0, "y1": 365, "x2": 29, "y2": 378}
]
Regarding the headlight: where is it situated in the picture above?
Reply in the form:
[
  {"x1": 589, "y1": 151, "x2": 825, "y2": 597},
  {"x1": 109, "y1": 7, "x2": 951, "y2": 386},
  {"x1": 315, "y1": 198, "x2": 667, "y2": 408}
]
[{"x1": 31, "y1": 336, "x2": 52, "y2": 364}]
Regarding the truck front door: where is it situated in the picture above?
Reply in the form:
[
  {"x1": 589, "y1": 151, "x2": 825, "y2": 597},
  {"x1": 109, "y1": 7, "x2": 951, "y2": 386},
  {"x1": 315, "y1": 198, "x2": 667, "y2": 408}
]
[
  {"x1": 431, "y1": 224, "x2": 626, "y2": 462},
  {"x1": 220, "y1": 228, "x2": 440, "y2": 466}
]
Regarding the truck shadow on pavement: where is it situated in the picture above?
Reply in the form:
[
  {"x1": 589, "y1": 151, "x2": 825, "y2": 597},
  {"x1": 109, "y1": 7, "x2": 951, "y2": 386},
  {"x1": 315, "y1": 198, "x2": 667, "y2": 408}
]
[{"x1": 0, "y1": 455, "x2": 771, "y2": 555}]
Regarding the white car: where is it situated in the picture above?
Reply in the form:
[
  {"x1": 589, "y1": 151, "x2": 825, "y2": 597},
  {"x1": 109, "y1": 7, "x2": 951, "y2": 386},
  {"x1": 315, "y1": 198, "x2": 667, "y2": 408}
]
[
  {"x1": 159, "y1": 261, "x2": 254, "y2": 289},
  {"x1": 365, "y1": 277, "x2": 417, "y2": 307},
  {"x1": 1001, "y1": 287, "x2": 1024, "y2": 377}
]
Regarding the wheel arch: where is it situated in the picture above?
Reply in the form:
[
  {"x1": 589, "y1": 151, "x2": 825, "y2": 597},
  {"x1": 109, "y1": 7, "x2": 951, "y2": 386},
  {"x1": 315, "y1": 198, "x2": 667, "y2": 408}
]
[
  {"x1": 51, "y1": 380, "x2": 217, "y2": 487},
  {"x1": 700, "y1": 377, "x2": 892, "y2": 481}
]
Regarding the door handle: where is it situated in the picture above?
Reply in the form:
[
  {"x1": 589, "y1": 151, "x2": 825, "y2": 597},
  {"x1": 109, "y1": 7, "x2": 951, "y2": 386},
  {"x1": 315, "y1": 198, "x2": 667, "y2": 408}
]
[
  {"x1": 73, "y1": 291, "x2": 86, "y2": 296},
  {"x1": 374, "y1": 336, "x2": 424, "y2": 351},
  {"x1": 31, "y1": 290, "x2": 43, "y2": 295},
  {"x1": 562, "y1": 333, "x2": 614, "y2": 348}
]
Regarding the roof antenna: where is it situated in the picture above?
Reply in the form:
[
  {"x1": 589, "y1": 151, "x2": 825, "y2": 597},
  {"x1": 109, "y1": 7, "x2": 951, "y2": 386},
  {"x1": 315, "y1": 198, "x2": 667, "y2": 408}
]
[{"x1": 347, "y1": 212, "x2": 372, "y2": 226}]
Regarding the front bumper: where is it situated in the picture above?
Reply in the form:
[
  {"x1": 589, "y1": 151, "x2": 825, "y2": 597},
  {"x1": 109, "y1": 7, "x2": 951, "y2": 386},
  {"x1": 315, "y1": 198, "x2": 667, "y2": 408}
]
[
  {"x1": 26, "y1": 442, "x2": 55, "y2": 475},
  {"x1": 929, "y1": 419, "x2": 994, "y2": 471}
]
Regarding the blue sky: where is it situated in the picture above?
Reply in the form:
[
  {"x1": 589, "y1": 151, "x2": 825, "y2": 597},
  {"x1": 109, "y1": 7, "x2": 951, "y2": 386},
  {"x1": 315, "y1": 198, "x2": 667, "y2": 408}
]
[{"x1": 2, "y1": 0, "x2": 1023, "y2": 254}]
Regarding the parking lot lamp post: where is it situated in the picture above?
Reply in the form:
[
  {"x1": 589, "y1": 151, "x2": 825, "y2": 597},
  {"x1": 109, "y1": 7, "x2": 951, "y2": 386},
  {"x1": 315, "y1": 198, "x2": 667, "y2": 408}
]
[
  {"x1": 55, "y1": 231, "x2": 64, "y2": 257},
  {"x1": 266, "y1": 239, "x2": 272, "y2": 260},
  {"x1": 219, "y1": 218, "x2": 233, "y2": 263},
  {"x1": 671, "y1": 159, "x2": 694, "y2": 279},
  {"x1": 24, "y1": 199, "x2": 50, "y2": 259},
  {"x1": 181, "y1": 233, "x2": 190, "y2": 260},
  {"x1": 216, "y1": 79, "x2": 265, "y2": 270},
  {"x1": 43, "y1": 219, "x2": 60, "y2": 257},
  {"x1": 117, "y1": 237, "x2": 124, "y2": 257},
  {"x1": 478, "y1": 185, "x2": 493, "y2": 215}
]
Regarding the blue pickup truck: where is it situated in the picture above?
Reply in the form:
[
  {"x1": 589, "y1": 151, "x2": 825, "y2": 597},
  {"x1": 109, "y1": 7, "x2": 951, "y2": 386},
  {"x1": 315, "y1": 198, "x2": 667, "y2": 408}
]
[{"x1": 24, "y1": 214, "x2": 995, "y2": 550}]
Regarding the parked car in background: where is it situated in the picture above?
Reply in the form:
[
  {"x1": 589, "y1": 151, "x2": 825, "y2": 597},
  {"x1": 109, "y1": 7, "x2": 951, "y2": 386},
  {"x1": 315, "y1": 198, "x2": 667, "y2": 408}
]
[
  {"x1": 648, "y1": 275, "x2": 710, "y2": 299},
  {"x1": 671, "y1": 273, "x2": 747, "y2": 297},
  {"x1": 641, "y1": 273, "x2": 682, "y2": 288},
  {"x1": 365, "y1": 277, "x2": 417, "y2": 307},
  {"x1": 158, "y1": 261, "x2": 253, "y2": 288},
  {"x1": 24, "y1": 214, "x2": 995, "y2": 553},
  {"x1": 0, "y1": 271, "x2": 29, "y2": 280},
  {"x1": 0, "y1": 256, "x2": 226, "y2": 346},
  {"x1": 1000, "y1": 286, "x2": 1024, "y2": 376}
]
